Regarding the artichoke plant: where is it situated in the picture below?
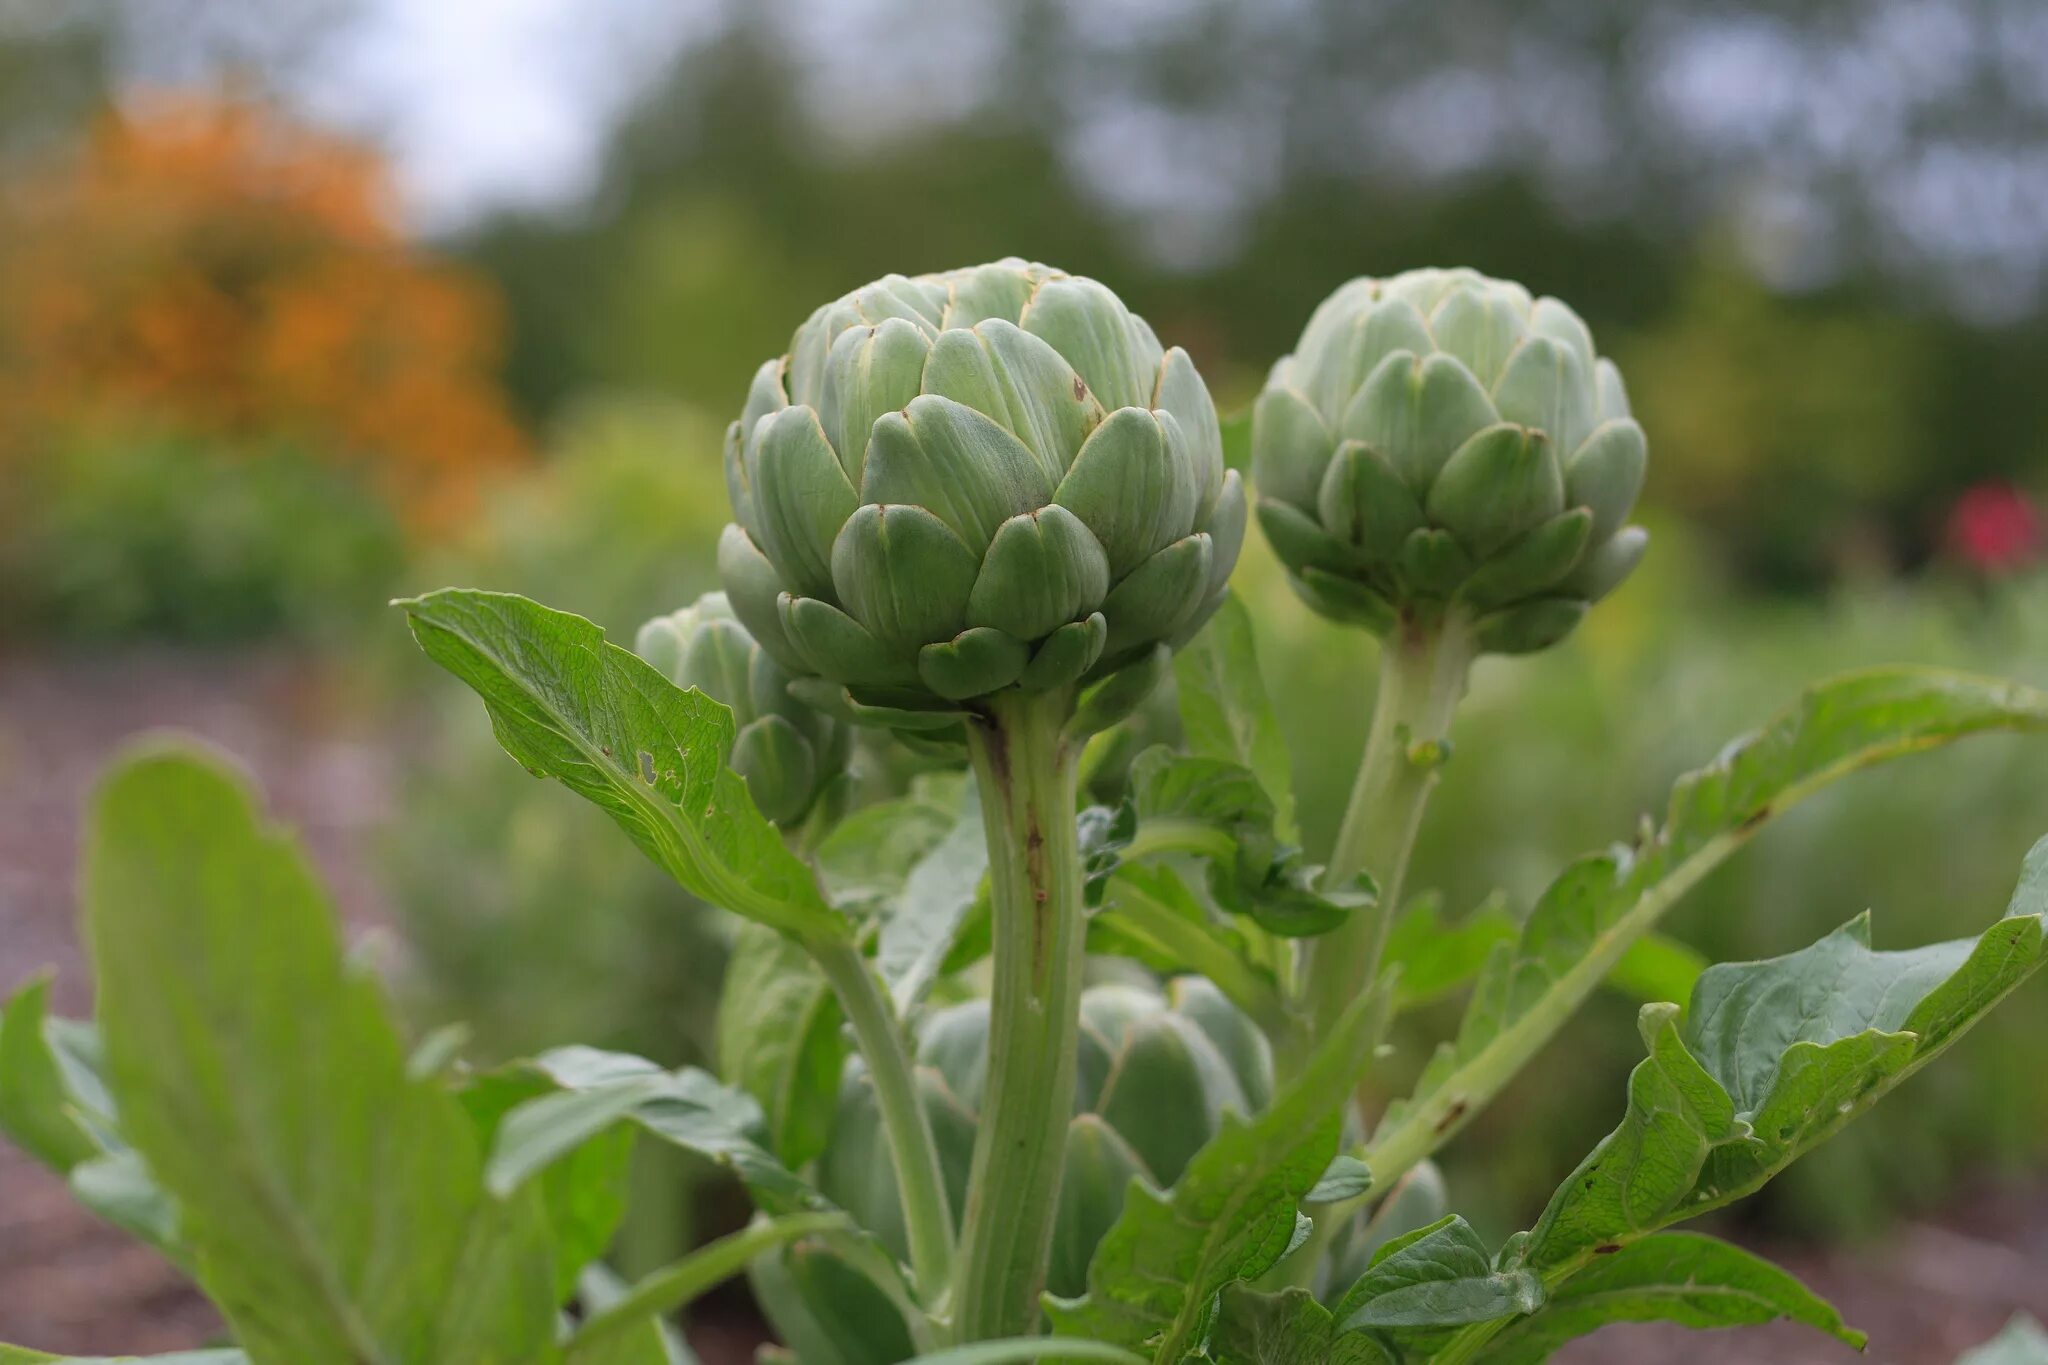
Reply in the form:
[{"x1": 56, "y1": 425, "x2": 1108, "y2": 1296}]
[
  {"x1": 718, "y1": 260, "x2": 1244, "y2": 1340},
  {"x1": 717, "y1": 258, "x2": 1243, "y2": 725},
  {"x1": 761, "y1": 977, "x2": 1275, "y2": 1363},
  {"x1": 1252, "y1": 267, "x2": 1648, "y2": 655},
  {"x1": 636, "y1": 592, "x2": 847, "y2": 826}
]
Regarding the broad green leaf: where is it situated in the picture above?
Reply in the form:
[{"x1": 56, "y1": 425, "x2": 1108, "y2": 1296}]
[
  {"x1": 85, "y1": 746, "x2": 559, "y2": 1365},
  {"x1": 461, "y1": 1067, "x2": 635, "y2": 1301},
  {"x1": 1368, "y1": 668, "x2": 2048, "y2": 1186},
  {"x1": 1207, "y1": 1285, "x2": 1393, "y2": 1365},
  {"x1": 1174, "y1": 592, "x2": 1298, "y2": 844},
  {"x1": 1958, "y1": 1316, "x2": 2048, "y2": 1365},
  {"x1": 1525, "y1": 834, "x2": 2048, "y2": 1272},
  {"x1": 717, "y1": 922, "x2": 845, "y2": 1168},
  {"x1": 1471, "y1": 1232, "x2": 1862, "y2": 1364},
  {"x1": 1333, "y1": 1215, "x2": 1541, "y2": 1335},
  {"x1": 0, "y1": 977, "x2": 99, "y2": 1171},
  {"x1": 1044, "y1": 979, "x2": 1387, "y2": 1360},
  {"x1": 400, "y1": 589, "x2": 840, "y2": 938},
  {"x1": 878, "y1": 785, "x2": 989, "y2": 1009},
  {"x1": 567, "y1": 1215, "x2": 845, "y2": 1362}
]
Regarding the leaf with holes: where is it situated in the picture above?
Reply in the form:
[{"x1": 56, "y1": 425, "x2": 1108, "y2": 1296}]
[
  {"x1": 1525, "y1": 833, "x2": 2048, "y2": 1274},
  {"x1": 1470, "y1": 1232, "x2": 1862, "y2": 1364},
  {"x1": 1368, "y1": 669, "x2": 2048, "y2": 1187},
  {"x1": 400, "y1": 589, "x2": 840, "y2": 939}
]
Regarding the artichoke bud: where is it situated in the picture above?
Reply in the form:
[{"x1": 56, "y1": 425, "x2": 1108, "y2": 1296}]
[
  {"x1": 1253, "y1": 267, "x2": 1648, "y2": 652},
  {"x1": 719, "y1": 260, "x2": 1241, "y2": 730},
  {"x1": 634, "y1": 592, "x2": 846, "y2": 825},
  {"x1": 808, "y1": 977, "x2": 1272, "y2": 1315}
]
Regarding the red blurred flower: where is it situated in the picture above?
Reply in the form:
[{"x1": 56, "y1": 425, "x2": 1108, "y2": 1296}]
[{"x1": 1945, "y1": 482, "x2": 2042, "y2": 575}]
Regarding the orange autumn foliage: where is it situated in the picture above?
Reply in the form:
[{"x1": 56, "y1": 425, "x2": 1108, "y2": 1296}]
[{"x1": 0, "y1": 93, "x2": 528, "y2": 528}]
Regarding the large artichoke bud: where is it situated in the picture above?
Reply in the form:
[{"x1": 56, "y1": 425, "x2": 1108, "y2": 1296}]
[
  {"x1": 758, "y1": 978, "x2": 1272, "y2": 1363},
  {"x1": 635, "y1": 592, "x2": 847, "y2": 825},
  {"x1": 717, "y1": 259, "x2": 1243, "y2": 727},
  {"x1": 1253, "y1": 267, "x2": 1648, "y2": 654}
]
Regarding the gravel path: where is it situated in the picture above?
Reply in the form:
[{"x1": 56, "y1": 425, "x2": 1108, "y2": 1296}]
[{"x1": 1, "y1": 650, "x2": 2043, "y2": 1362}]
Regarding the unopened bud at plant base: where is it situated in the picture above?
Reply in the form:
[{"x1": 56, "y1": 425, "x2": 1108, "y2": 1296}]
[
  {"x1": 635, "y1": 592, "x2": 847, "y2": 825},
  {"x1": 716, "y1": 259, "x2": 1243, "y2": 730},
  {"x1": 1252, "y1": 267, "x2": 1649, "y2": 653},
  {"x1": 783, "y1": 976, "x2": 1269, "y2": 1352}
]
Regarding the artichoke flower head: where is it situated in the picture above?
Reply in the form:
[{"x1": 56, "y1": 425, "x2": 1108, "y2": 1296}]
[
  {"x1": 1254, "y1": 267, "x2": 1649, "y2": 654},
  {"x1": 636, "y1": 592, "x2": 847, "y2": 826},
  {"x1": 718, "y1": 259, "x2": 1243, "y2": 729}
]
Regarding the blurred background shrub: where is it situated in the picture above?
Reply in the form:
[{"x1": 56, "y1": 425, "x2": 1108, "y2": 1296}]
[{"x1": 4, "y1": 426, "x2": 404, "y2": 641}]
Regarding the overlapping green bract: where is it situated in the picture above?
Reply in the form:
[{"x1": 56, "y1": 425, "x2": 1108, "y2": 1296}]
[
  {"x1": 718, "y1": 259, "x2": 1243, "y2": 720},
  {"x1": 1252, "y1": 268, "x2": 1646, "y2": 652},
  {"x1": 637, "y1": 591, "x2": 847, "y2": 825}
]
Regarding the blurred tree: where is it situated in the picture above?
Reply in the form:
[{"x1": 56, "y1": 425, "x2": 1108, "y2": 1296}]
[
  {"x1": 455, "y1": 2, "x2": 2048, "y2": 590},
  {"x1": 0, "y1": 93, "x2": 527, "y2": 528}
]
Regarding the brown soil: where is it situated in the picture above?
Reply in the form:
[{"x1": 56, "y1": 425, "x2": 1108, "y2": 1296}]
[{"x1": 1, "y1": 650, "x2": 2044, "y2": 1363}]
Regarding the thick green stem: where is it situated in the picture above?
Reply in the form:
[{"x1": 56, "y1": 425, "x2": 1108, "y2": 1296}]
[
  {"x1": 1299, "y1": 615, "x2": 1474, "y2": 1057},
  {"x1": 952, "y1": 688, "x2": 1087, "y2": 1342},
  {"x1": 809, "y1": 935, "x2": 955, "y2": 1313}
]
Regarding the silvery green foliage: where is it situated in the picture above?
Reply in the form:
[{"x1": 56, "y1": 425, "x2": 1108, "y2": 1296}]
[
  {"x1": 1252, "y1": 267, "x2": 1647, "y2": 653},
  {"x1": 718, "y1": 259, "x2": 1243, "y2": 723},
  {"x1": 637, "y1": 591, "x2": 848, "y2": 825}
]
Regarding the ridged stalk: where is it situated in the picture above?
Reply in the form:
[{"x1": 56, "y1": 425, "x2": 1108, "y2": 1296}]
[
  {"x1": 952, "y1": 688, "x2": 1087, "y2": 1341},
  {"x1": 1300, "y1": 614, "x2": 1475, "y2": 1058}
]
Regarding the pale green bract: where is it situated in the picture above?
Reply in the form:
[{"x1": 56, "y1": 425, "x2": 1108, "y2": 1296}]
[
  {"x1": 637, "y1": 591, "x2": 847, "y2": 825},
  {"x1": 1252, "y1": 267, "x2": 1647, "y2": 652},
  {"x1": 718, "y1": 258, "x2": 1243, "y2": 722}
]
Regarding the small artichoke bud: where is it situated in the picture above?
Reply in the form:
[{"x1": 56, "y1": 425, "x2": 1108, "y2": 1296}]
[
  {"x1": 717, "y1": 260, "x2": 1243, "y2": 728},
  {"x1": 1253, "y1": 268, "x2": 1648, "y2": 653},
  {"x1": 635, "y1": 592, "x2": 847, "y2": 825},
  {"x1": 813, "y1": 976, "x2": 1272, "y2": 1304}
]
